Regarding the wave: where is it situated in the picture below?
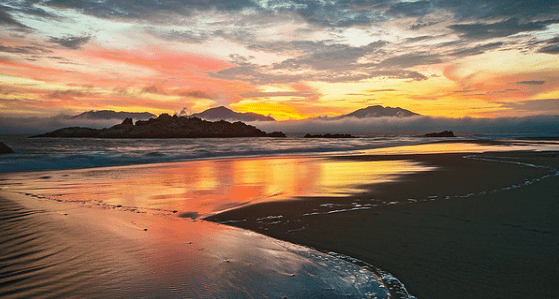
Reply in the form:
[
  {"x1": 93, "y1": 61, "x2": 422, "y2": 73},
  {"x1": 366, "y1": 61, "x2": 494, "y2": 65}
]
[{"x1": 0, "y1": 135, "x2": 429, "y2": 173}]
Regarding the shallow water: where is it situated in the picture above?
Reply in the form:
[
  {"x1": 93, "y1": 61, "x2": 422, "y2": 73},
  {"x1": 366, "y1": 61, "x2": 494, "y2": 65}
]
[
  {"x1": 0, "y1": 156, "x2": 435, "y2": 217},
  {"x1": 0, "y1": 194, "x2": 395, "y2": 299}
]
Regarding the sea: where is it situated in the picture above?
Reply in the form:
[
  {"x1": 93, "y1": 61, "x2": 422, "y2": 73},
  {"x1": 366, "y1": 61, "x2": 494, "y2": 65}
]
[
  {"x1": 3, "y1": 132, "x2": 557, "y2": 173},
  {"x1": 1, "y1": 133, "x2": 559, "y2": 299}
]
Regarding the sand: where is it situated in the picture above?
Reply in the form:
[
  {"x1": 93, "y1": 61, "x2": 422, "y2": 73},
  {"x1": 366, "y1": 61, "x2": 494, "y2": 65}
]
[
  {"x1": 2, "y1": 145, "x2": 558, "y2": 298},
  {"x1": 0, "y1": 190, "x2": 393, "y2": 298},
  {"x1": 208, "y1": 151, "x2": 559, "y2": 299}
]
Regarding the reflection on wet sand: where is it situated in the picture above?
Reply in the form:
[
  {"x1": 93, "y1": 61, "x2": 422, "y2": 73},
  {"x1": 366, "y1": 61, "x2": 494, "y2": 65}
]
[{"x1": 1, "y1": 156, "x2": 433, "y2": 217}]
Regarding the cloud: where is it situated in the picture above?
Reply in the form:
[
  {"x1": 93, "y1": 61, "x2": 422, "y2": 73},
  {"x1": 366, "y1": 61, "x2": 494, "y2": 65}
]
[
  {"x1": 500, "y1": 99, "x2": 559, "y2": 112},
  {"x1": 387, "y1": 1, "x2": 432, "y2": 17},
  {"x1": 514, "y1": 81, "x2": 545, "y2": 85},
  {"x1": 49, "y1": 35, "x2": 91, "y2": 49},
  {"x1": 47, "y1": 89, "x2": 88, "y2": 99},
  {"x1": 0, "y1": 114, "x2": 126, "y2": 134},
  {"x1": 241, "y1": 90, "x2": 320, "y2": 99},
  {"x1": 141, "y1": 85, "x2": 167, "y2": 95},
  {"x1": 538, "y1": 45, "x2": 559, "y2": 54},
  {"x1": 0, "y1": 43, "x2": 51, "y2": 54},
  {"x1": 252, "y1": 114, "x2": 559, "y2": 134},
  {"x1": 449, "y1": 18, "x2": 559, "y2": 40},
  {"x1": 178, "y1": 90, "x2": 216, "y2": 99},
  {"x1": 449, "y1": 42, "x2": 503, "y2": 57}
]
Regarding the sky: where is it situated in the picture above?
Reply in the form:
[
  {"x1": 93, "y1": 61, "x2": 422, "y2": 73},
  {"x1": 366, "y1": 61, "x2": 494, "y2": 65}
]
[{"x1": 1, "y1": 0, "x2": 559, "y2": 125}]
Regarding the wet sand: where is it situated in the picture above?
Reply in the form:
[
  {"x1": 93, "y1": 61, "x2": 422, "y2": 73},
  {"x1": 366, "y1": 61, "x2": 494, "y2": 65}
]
[
  {"x1": 208, "y1": 151, "x2": 559, "y2": 299},
  {"x1": 0, "y1": 190, "x2": 394, "y2": 298}
]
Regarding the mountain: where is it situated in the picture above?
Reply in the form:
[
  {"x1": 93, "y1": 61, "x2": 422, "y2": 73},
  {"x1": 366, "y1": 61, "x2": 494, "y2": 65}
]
[
  {"x1": 340, "y1": 105, "x2": 419, "y2": 118},
  {"x1": 32, "y1": 114, "x2": 285, "y2": 138},
  {"x1": 72, "y1": 110, "x2": 156, "y2": 120},
  {"x1": 190, "y1": 106, "x2": 275, "y2": 122}
]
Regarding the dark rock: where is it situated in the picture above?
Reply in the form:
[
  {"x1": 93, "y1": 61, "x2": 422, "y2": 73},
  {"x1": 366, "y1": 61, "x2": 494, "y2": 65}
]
[
  {"x1": 31, "y1": 115, "x2": 287, "y2": 139},
  {"x1": 424, "y1": 131, "x2": 455, "y2": 137},
  {"x1": 304, "y1": 133, "x2": 355, "y2": 138},
  {"x1": 0, "y1": 142, "x2": 14, "y2": 154},
  {"x1": 121, "y1": 117, "x2": 133, "y2": 125}
]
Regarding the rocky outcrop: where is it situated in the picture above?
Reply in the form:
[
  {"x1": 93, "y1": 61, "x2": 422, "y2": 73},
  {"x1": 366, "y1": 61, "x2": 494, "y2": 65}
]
[
  {"x1": 303, "y1": 133, "x2": 355, "y2": 138},
  {"x1": 0, "y1": 142, "x2": 14, "y2": 154},
  {"x1": 424, "y1": 131, "x2": 455, "y2": 137},
  {"x1": 31, "y1": 114, "x2": 286, "y2": 138}
]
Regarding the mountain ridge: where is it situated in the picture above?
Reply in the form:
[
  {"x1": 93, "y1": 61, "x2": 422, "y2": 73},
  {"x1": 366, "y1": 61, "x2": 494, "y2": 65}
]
[
  {"x1": 72, "y1": 110, "x2": 156, "y2": 120},
  {"x1": 339, "y1": 105, "x2": 419, "y2": 118},
  {"x1": 190, "y1": 106, "x2": 275, "y2": 122}
]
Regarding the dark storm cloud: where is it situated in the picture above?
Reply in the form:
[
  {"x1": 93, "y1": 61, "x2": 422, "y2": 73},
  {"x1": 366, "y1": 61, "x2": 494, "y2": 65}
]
[
  {"x1": 449, "y1": 18, "x2": 559, "y2": 40},
  {"x1": 49, "y1": 35, "x2": 91, "y2": 49}
]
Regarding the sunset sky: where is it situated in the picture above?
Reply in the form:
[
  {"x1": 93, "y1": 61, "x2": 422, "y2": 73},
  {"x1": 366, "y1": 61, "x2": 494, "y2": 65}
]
[{"x1": 1, "y1": 0, "x2": 558, "y2": 122}]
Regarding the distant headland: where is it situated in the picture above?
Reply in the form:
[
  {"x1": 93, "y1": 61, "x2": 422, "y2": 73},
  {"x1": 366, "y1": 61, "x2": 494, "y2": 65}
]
[{"x1": 31, "y1": 114, "x2": 286, "y2": 138}]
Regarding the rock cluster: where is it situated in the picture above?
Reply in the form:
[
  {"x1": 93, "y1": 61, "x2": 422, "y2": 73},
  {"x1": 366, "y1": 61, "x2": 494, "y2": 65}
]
[
  {"x1": 32, "y1": 114, "x2": 286, "y2": 138},
  {"x1": 424, "y1": 131, "x2": 455, "y2": 137},
  {"x1": 0, "y1": 142, "x2": 14, "y2": 154}
]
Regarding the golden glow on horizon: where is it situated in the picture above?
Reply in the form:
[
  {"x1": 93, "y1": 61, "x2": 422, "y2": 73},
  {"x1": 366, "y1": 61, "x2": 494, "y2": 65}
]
[
  {"x1": 1, "y1": 3, "x2": 559, "y2": 121},
  {"x1": 232, "y1": 101, "x2": 308, "y2": 120}
]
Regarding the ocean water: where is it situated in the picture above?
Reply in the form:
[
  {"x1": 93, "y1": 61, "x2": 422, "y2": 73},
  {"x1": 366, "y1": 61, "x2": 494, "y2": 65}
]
[
  {"x1": 2, "y1": 134, "x2": 559, "y2": 298},
  {"x1": 0, "y1": 134, "x2": 434, "y2": 173}
]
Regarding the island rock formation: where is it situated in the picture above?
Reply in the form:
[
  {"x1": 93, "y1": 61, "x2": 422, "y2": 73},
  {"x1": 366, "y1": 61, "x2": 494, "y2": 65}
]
[
  {"x1": 424, "y1": 131, "x2": 456, "y2": 137},
  {"x1": 32, "y1": 114, "x2": 285, "y2": 138},
  {"x1": 0, "y1": 142, "x2": 14, "y2": 154}
]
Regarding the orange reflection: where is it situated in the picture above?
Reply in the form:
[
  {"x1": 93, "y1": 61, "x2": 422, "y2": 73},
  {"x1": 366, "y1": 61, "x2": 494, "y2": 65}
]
[{"x1": 4, "y1": 156, "x2": 433, "y2": 217}]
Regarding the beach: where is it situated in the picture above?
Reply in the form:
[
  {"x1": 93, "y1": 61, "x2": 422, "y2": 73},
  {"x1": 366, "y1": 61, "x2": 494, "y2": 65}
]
[
  {"x1": 209, "y1": 149, "x2": 559, "y2": 299},
  {"x1": 1, "y1": 140, "x2": 558, "y2": 298}
]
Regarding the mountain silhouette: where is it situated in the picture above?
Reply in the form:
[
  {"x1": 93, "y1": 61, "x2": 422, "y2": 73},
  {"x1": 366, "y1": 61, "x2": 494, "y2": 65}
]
[
  {"x1": 72, "y1": 110, "x2": 156, "y2": 120},
  {"x1": 190, "y1": 106, "x2": 275, "y2": 122},
  {"x1": 340, "y1": 105, "x2": 419, "y2": 118},
  {"x1": 33, "y1": 114, "x2": 285, "y2": 138}
]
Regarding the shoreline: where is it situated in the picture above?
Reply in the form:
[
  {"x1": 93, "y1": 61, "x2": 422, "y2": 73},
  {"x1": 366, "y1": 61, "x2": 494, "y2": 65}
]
[
  {"x1": 207, "y1": 150, "x2": 559, "y2": 299},
  {"x1": 0, "y1": 190, "x2": 398, "y2": 298},
  {"x1": 2, "y1": 143, "x2": 558, "y2": 298}
]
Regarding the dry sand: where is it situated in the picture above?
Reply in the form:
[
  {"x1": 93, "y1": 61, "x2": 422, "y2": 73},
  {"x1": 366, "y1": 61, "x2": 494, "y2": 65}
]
[{"x1": 208, "y1": 151, "x2": 559, "y2": 299}]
